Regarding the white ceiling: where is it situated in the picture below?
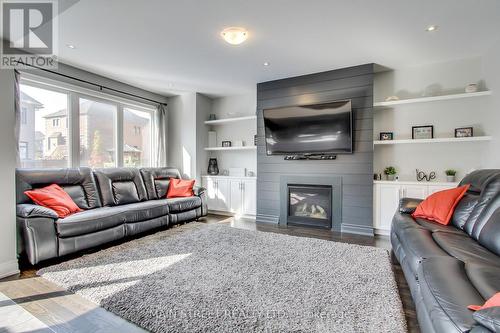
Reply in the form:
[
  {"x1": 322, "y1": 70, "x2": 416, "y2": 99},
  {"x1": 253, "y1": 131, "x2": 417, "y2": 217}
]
[{"x1": 55, "y1": 0, "x2": 500, "y2": 97}]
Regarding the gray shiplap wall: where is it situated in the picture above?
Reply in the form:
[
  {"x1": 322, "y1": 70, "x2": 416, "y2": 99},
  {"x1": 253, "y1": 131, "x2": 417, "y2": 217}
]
[{"x1": 256, "y1": 64, "x2": 374, "y2": 235}]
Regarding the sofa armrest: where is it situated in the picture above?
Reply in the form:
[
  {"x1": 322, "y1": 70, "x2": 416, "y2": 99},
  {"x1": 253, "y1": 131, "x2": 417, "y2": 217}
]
[
  {"x1": 473, "y1": 307, "x2": 500, "y2": 333},
  {"x1": 193, "y1": 186, "x2": 208, "y2": 216},
  {"x1": 17, "y1": 204, "x2": 58, "y2": 219},
  {"x1": 193, "y1": 186, "x2": 206, "y2": 196},
  {"x1": 399, "y1": 198, "x2": 423, "y2": 214}
]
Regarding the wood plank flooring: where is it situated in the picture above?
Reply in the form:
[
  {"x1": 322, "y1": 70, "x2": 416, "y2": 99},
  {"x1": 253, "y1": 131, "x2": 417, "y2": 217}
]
[{"x1": 0, "y1": 215, "x2": 419, "y2": 332}]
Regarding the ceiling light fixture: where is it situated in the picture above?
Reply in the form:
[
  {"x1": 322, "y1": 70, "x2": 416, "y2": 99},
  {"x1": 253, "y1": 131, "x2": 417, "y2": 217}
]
[
  {"x1": 221, "y1": 27, "x2": 248, "y2": 45},
  {"x1": 263, "y1": 62, "x2": 270, "y2": 66},
  {"x1": 425, "y1": 25, "x2": 438, "y2": 32},
  {"x1": 66, "y1": 44, "x2": 76, "y2": 49}
]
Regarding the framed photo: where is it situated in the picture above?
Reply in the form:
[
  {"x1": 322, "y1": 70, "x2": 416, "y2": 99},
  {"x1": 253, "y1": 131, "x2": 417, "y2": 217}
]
[
  {"x1": 412, "y1": 125, "x2": 434, "y2": 140},
  {"x1": 222, "y1": 140, "x2": 232, "y2": 147},
  {"x1": 379, "y1": 132, "x2": 393, "y2": 141},
  {"x1": 455, "y1": 127, "x2": 473, "y2": 138}
]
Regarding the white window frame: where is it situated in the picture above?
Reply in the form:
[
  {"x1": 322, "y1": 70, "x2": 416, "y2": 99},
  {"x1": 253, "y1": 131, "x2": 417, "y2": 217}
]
[{"x1": 19, "y1": 73, "x2": 158, "y2": 168}]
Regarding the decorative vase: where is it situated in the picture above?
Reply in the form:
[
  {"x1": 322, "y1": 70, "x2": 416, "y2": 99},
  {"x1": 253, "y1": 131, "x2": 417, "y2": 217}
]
[
  {"x1": 207, "y1": 158, "x2": 219, "y2": 175},
  {"x1": 465, "y1": 84, "x2": 478, "y2": 93},
  {"x1": 386, "y1": 174, "x2": 395, "y2": 181},
  {"x1": 446, "y1": 175, "x2": 456, "y2": 182}
]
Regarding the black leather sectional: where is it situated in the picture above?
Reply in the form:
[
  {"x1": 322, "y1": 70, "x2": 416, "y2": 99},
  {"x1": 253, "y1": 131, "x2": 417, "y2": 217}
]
[
  {"x1": 391, "y1": 170, "x2": 500, "y2": 333},
  {"x1": 16, "y1": 167, "x2": 207, "y2": 265}
]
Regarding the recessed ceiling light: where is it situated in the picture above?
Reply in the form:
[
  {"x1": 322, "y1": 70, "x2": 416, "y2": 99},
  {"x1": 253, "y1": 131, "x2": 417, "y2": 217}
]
[
  {"x1": 221, "y1": 27, "x2": 248, "y2": 45},
  {"x1": 66, "y1": 44, "x2": 76, "y2": 49},
  {"x1": 425, "y1": 25, "x2": 438, "y2": 32},
  {"x1": 263, "y1": 62, "x2": 270, "y2": 66}
]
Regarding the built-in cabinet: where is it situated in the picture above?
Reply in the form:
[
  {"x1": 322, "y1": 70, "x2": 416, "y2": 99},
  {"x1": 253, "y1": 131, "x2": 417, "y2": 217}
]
[
  {"x1": 202, "y1": 176, "x2": 256, "y2": 217},
  {"x1": 373, "y1": 181, "x2": 457, "y2": 235}
]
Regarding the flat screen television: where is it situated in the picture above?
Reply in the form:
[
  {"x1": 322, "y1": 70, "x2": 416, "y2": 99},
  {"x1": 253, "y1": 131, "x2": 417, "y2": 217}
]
[{"x1": 263, "y1": 100, "x2": 352, "y2": 155}]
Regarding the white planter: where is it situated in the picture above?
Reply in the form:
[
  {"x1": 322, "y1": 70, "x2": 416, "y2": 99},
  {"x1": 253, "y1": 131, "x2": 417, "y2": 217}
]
[
  {"x1": 386, "y1": 174, "x2": 395, "y2": 181},
  {"x1": 446, "y1": 175, "x2": 456, "y2": 182}
]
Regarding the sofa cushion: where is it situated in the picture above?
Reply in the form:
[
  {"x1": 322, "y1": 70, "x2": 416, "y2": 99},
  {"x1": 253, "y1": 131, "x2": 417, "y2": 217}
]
[
  {"x1": 166, "y1": 178, "x2": 195, "y2": 198},
  {"x1": 16, "y1": 167, "x2": 101, "y2": 209},
  {"x1": 415, "y1": 217, "x2": 465, "y2": 234},
  {"x1": 472, "y1": 307, "x2": 500, "y2": 332},
  {"x1": 56, "y1": 201, "x2": 169, "y2": 237},
  {"x1": 167, "y1": 196, "x2": 202, "y2": 213},
  {"x1": 465, "y1": 262, "x2": 500, "y2": 300},
  {"x1": 396, "y1": 226, "x2": 450, "y2": 275},
  {"x1": 25, "y1": 184, "x2": 83, "y2": 218},
  {"x1": 418, "y1": 257, "x2": 486, "y2": 333},
  {"x1": 432, "y1": 232, "x2": 500, "y2": 267},
  {"x1": 476, "y1": 207, "x2": 500, "y2": 256},
  {"x1": 94, "y1": 168, "x2": 148, "y2": 206},
  {"x1": 412, "y1": 185, "x2": 469, "y2": 225},
  {"x1": 140, "y1": 167, "x2": 182, "y2": 200}
]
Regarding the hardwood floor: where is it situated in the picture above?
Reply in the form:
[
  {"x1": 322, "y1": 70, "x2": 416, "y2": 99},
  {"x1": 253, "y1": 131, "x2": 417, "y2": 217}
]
[{"x1": 0, "y1": 215, "x2": 419, "y2": 332}]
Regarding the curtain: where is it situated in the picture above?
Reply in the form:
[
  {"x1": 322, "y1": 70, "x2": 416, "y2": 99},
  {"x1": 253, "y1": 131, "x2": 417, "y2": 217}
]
[
  {"x1": 154, "y1": 103, "x2": 167, "y2": 167},
  {"x1": 14, "y1": 70, "x2": 21, "y2": 167}
]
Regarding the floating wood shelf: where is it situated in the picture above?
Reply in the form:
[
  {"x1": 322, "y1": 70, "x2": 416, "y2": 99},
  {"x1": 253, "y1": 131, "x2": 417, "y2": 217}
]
[
  {"x1": 204, "y1": 115, "x2": 256, "y2": 125},
  {"x1": 204, "y1": 146, "x2": 257, "y2": 151},
  {"x1": 374, "y1": 91, "x2": 492, "y2": 108},
  {"x1": 373, "y1": 136, "x2": 492, "y2": 145}
]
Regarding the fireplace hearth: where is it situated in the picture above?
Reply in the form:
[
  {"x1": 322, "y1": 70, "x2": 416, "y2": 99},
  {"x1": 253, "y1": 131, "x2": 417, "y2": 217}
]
[
  {"x1": 288, "y1": 185, "x2": 332, "y2": 228},
  {"x1": 280, "y1": 175, "x2": 342, "y2": 231}
]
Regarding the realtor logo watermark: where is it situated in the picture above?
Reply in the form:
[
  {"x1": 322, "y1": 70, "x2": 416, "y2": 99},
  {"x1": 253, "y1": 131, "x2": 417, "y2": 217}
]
[{"x1": 1, "y1": 0, "x2": 58, "y2": 68}]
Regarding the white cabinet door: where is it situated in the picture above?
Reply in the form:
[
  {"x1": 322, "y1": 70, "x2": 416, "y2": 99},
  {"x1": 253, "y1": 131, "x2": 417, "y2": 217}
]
[
  {"x1": 230, "y1": 180, "x2": 243, "y2": 214},
  {"x1": 427, "y1": 184, "x2": 456, "y2": 195},
  {"x1": 216, "y1": 179, "x2": 230, "y2": 211},
  {"x1": 378, "y1": 184, "x2": 401, "y2": 232},
  {"x1": 242, "y1": 179, "x2": 256, "y2": 216},
  {"x1": 203, "y1": 178, "x2": 219, "y2": 211},
  {"x1": 402, "y1": 185, "x2": 427, "y2": 199}
]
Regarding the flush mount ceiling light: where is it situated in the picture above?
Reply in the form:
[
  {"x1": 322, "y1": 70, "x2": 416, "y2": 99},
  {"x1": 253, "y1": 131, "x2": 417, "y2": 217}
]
[
  {"x1": 263, "y1": 62, "x2": 270, "y2": 66},
  {"x1": 66, "y1": 44, "x2": 76, "y2": 49},
  {"x1": 221, "y1": 27, "x2": 248, "y2": 45},
  {"x1": 425, "y1": 25, "x2": 438, "y2": 32}
]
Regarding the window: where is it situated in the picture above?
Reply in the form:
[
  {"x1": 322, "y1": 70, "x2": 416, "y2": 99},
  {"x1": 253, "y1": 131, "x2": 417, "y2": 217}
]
[
  {"x1": 79, "y1": 98, "x2": 118, "y2": 168},
  {"x1": 18, "y1": 77, "x2": 157, "y2": 169},
  {"x1": 19, "y1": 141, "x2": 28, "y2": 159},
  {"x1": 124, "y1": 108, "x2": 152, "y2": 167},
  {"x1": 19, "y1": 84, "x2": 69, "y2": 168},
  {"x1": 21, "y1": 107, "x2": 27, "y2": 124}
]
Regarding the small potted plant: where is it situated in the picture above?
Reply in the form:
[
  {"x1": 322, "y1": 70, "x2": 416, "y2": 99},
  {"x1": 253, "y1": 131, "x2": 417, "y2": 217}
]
[
  {"x1": 445, "y1": 169, "x2": 457, "y2": 182},
  {"x1": 384, "y1": 166, "x2": 397, "y2": 181}
]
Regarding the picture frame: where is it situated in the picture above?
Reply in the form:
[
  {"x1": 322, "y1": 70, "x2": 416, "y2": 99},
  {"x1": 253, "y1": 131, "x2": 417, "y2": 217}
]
[
  {"x1": 455, "y1": 127, "x2": 473, "y2": 138},
  {"x1": 222, "y1": 140, "x2": 232, "y2": 147},
  {"x1": 412, "y1": 125, "x2": 434, "y2": 140},
  {"x1": 379, "y1": 132, "x2": 393, "y2": 141}
]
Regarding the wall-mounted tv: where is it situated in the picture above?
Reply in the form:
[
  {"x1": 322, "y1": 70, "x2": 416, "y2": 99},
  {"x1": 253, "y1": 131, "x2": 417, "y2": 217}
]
[{"x1": 263, "y1": 100, "x2": 353, "y2": 155}]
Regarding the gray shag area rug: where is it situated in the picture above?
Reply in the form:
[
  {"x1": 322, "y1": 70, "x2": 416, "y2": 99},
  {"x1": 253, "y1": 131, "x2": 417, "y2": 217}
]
[{"x1": 39, "y1": 223, "x2": 406, "y2": 333}]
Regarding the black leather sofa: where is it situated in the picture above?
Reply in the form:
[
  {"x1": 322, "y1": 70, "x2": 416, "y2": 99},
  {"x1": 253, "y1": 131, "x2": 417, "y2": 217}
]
[
  {"x1": 16, "y1": 167, "x2": 208, "y2": 265},
  {"x1": 391, "y1": 169, "x2": 500, "y2": 333}
]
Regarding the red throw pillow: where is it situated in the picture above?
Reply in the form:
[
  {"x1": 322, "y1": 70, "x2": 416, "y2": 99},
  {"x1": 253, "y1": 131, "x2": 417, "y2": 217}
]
[
  {"x1": 24, "y1": 184, "x2": 83, "y2": 218},
  {"x1": 468, "y1": 292, "x2": 500, "y2": 311},
  {"x1": 166, "y1": 178, "x2": 195, "y2": 198},
  {"x1": 412, "y1": 185, "x2": 470, "y2": 225}
]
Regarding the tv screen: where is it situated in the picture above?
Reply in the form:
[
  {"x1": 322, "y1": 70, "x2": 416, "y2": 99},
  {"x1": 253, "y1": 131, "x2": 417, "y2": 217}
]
[{"x1": 263, "y1": 100, "x2": 352, "y2": 155}]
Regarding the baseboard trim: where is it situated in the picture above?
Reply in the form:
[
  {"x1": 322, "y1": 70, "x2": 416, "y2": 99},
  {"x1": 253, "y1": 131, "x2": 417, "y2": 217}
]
[
  {"x1": 341, "y1": 223, "x2": 374, "y2": 237},
  {"x1": 0, "y1": 259, "x2": 20, "y2": 279},
  {"x1": 374, "y1": 228, "x2": 390, "y2": 236},
  {"x1": 256, "y1": 214, "x2": 279, "y2": 224}
]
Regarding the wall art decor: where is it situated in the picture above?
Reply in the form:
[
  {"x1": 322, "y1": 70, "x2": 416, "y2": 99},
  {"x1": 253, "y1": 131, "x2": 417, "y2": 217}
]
[
  {"x1": 379, "y1": 132, "x2": 393, "y2": 141},
  {"x1": 222, "y1": 141, "x2": 232, "y2": 147},
  {"x1": 416, "y1": 169, "x2": 436, "y2": 182},
  {"x1": 412, "y1": 125, "x2": 434, "y2": 140},
  {"x1": 455, "y1": 127, "x2": 473, "y2": 138}
]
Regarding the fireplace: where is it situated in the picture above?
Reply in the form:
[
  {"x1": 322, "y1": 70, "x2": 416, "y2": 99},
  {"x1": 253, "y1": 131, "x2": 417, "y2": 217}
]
[
  {"x1": 288, "y1": 184, "x2": 332, "y2": 228},
  {"x1": 280, "y1": 175, "x2": 342, "y2": 231}
]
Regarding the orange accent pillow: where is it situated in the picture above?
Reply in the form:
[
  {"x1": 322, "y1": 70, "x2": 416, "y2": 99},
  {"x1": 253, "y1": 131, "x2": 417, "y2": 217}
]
[
  {"x1": 468, "y1": 292, "x2": 500, "y2": 311},
  {"x1": 166, "y1": 178, "x2": 195, "y2": 198},
  {"x1": 412, "y1": 185, "x2": 470, "y2": 225},
  {"x1": 24, "y1": 184, "x2": 83, "y2": 218}
]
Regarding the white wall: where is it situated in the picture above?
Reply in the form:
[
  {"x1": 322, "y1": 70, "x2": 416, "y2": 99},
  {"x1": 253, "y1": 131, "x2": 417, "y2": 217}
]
[
  {"x1": 167, "y1": 92, "x2": 197, "y2": 179},
  {"x1": 195, "y1": 93, "x2": 211, "y2": 182},
  {"x1": 482, "y1": 39, "x2": 500, "y2": 168},
  {"x1": 0, "y1": 69, "x2": 20, "y2": 278},
  {"x1": 374, "y1": 57, "x2": 489, "y2": 181},
  {"x1": 207, "y1": 92, "x2": 257, "y2": 175}
]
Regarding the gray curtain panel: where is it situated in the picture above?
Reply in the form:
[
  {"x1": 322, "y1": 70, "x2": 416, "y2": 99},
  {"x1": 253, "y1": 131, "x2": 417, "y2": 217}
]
[
  {"x1": 155, "y1": 103, "x2": 167, "y2": 166},
  {"x1": 14, "y1": 70, "x2": 21, "y2": 167}
]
